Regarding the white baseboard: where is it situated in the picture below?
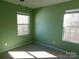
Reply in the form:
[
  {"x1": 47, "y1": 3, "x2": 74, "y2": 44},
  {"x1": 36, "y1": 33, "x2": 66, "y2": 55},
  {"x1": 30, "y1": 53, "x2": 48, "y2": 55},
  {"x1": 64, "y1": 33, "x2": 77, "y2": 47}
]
[
  {"x1": 36, "y1": 42, "x2": 78, "y2": 56},
  {"x1": 0, "y1": 41, "x2": 32, "y2": 53},
  {"x1": 36, "y1": 42, "x2": 67, "y2": 53}
]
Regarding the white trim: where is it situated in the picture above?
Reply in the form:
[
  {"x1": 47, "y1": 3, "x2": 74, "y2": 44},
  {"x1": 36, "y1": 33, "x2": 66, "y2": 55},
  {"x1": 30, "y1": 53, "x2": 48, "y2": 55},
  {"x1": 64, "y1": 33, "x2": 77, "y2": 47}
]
[
  {"x1": 65, "y1": 9, "x2": 79, "y2": 12},
  {"x1": 36, "y1": 42, "x2": 67, "y2": 53},
  {"x1": 63, "y1": 39, "x2": 79, "y2": 44},
  {"x1": 36, "y1": 42, "x2": 79, "y2": 56},
  {"x1": 0, "y1": 41, "x2": 32, "y2": 53},
  {"x1": 17, "y1": 12, "x2": 29, "y2": 15},
  {"x1": 65, "y1": 9, "x2": 79, "y2": 13}
]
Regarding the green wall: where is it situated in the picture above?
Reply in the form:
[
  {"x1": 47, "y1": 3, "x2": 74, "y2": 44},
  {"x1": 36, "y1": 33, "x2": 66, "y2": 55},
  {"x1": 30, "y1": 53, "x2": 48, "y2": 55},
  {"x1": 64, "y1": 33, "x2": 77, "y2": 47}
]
[
  {"x1": 0, "y1": 1, "x2": 33, "y2": 52},
  {"x1": 35, "y1": 0, "x2": 79, "y2": 55}
]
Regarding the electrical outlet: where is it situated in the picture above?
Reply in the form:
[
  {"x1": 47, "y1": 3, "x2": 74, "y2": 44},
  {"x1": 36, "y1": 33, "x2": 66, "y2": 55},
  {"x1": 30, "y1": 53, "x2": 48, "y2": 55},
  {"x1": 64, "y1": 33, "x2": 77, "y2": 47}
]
[
  {"x1": 5, "y1": 43, "x2": 7, "y2": 46},
  {"x1": 53, "y1": 41, "x2": 56, "y2": 44}
]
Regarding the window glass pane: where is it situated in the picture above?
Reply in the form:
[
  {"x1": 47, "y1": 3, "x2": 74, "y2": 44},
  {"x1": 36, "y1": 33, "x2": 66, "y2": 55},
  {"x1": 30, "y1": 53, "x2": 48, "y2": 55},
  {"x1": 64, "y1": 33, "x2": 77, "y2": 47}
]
[
  {"x1": 63, "y1": 12, "x2": 79, "y2": 44},
  {"x1": 63, "y1": 14, "x2": 71, "y2": 27},
  {"x1": 17, "y1": 14, "x2": 29, "y2": 24},
  {"x1": 17, "y1": 25, "x2": 29, "y2": 36},
  {"x1": 64, "y1": 13, "x2": 79, "y2": 27}
]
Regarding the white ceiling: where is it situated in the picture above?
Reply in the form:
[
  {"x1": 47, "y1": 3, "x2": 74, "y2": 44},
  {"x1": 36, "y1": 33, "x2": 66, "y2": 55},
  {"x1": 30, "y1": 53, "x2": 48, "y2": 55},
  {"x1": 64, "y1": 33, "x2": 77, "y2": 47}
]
[{"x1": 4, "y1": 0, "x2": 71, "y2": 9}]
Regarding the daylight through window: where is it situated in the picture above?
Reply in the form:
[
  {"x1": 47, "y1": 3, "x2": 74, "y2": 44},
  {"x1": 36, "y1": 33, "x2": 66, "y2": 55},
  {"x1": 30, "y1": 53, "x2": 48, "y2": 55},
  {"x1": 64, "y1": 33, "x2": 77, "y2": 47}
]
[
  {"x1": 17, "y1": 13, "x2": 30, "y2": 36},
  {"x1": 63, "y1": 9, "x2": 79, "y2": 44}
]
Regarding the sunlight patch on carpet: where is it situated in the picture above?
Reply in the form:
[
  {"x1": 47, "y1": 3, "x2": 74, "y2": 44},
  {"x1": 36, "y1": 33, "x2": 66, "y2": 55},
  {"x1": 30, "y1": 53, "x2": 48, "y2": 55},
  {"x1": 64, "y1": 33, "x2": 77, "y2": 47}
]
[
  {"x1": 28, "y1": 51, "x2": 57, "y2": 58},
  {"x1": 8, "y1": 51, "x2": 34, "y2": 58}
]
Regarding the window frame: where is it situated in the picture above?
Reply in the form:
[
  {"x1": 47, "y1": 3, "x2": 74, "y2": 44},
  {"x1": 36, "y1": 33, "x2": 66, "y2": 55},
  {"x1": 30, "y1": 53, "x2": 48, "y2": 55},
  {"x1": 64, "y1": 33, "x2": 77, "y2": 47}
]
[
  {"x1": 17, "y1": 12, "x2": 30, "y2": 36},
  {"x1": 62, "y1": 9, "x2": 79, "y2": 44}
]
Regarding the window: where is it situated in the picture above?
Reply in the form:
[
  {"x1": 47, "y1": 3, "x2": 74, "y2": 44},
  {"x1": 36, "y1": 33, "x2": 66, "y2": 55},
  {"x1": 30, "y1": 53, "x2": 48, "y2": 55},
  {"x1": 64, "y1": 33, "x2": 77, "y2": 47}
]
[
  {"x1": 63, "y1": 9, "x2": 79, "y2": 44},
  {"x1": 17, "y1": 12, "x2": 30, "y2": 36}
]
